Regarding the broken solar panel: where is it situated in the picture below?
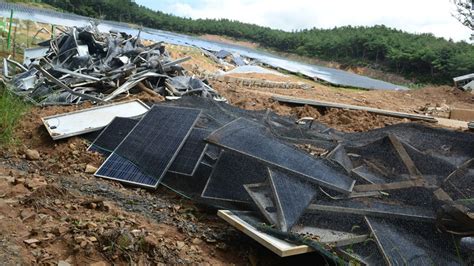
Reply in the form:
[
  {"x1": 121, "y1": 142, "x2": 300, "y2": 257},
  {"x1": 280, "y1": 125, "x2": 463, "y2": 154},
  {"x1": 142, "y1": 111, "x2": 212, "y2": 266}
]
[
  {"x1": 162, "y1": 161, "x2": 213, "y2": 199},
  {"x1": 206, "y1": 118, "x2": 355, "y2": 193},
  {"x1": 346, "y1": 136, "x2": 411, "y2": 180},
  {"x1": 326, "y1": 144, "x2": 353, "y2": 173},
  {"x1": 244, "y1": 183, "x2": 278, "y2": 225},
  {"x1": 201, "y1": 150, "x2": 268, "y2": 203},
  {"x1": 338, "y1": 239, "x2": 386, "y2": 265},
  {"x1": 351, "y1": 164, "x2": 388, "y2": 184},
  {"x1": 96, "y1": 105, "x2": 200, "y2": 187},
  {"x1": 402, "y1": 141, "x2": 456, "y2": 185},
  {"x1": 307, "y1": 198, "x2": 435, "y2": 222},
  {"x1": 88, "y1": 117, "x2": 138, "y2": 155},
  {"x1": 442, "y1": 159, "x2": 474, "y2": 200},
  {"x1": 269, "y1": 168, "x2": 317, "y2": 232},
  {"x1": 95, "y1": 153, "x2": 156, "y2": 188},
  {"x1": 204, "y1": 144, "x2": 220, "y2": 161},
  {"x1": 365, "y1": 217, "x2": 462, "y2": 266},
  {"x1": 168, "y1": 128, "x2": 209, "y2": 176}
]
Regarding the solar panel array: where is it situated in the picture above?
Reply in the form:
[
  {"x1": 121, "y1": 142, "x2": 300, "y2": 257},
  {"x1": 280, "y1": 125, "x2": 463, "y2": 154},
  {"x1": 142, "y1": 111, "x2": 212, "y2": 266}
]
[{"x1": 85, "y1": 97, "x2": 473, "y2": 263}]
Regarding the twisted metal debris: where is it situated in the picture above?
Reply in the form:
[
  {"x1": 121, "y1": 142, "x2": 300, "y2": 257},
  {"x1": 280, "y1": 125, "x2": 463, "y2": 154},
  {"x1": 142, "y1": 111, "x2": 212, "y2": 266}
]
[{"x1": 3, "y1": 23, "x2": 224, "y2": 105}]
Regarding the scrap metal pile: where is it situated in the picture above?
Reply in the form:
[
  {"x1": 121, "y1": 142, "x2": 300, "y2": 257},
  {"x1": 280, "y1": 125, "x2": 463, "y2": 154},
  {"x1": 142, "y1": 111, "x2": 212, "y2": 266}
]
[
  {"x1": 2, "y1": 24, "x2": 223, "y2": 105},
  {"x1": 42, "y1": 96, "x2": 474, "y2": 265}
]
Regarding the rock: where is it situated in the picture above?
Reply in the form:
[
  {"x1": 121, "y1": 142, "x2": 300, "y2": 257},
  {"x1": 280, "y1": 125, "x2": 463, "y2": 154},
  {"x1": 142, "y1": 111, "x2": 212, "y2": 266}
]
[
  {"x1": 23, "y1": 238, "x2": 40, "y2": 245},
  {"x1": 84, "y1": 164, "x2": 97, "y2": 174},
  {"x1": 339, "y1": 115, "x2": 352, "y2": 125},
  {"x1": 25, "y1": 177, "x2": 47, "y2": 190},
  {"x1": 25, "y1": 149, "x2": 40, "y2": 161},
  {"x1": 58, "y1": 261, "x2": 71, "y2": 266},
  {"x1": 216, "y1": 242, "x2": 227, "y2": 250},
  {"x1": 131, "y1": 229, "x2": 142, "y2": 237},
  {"x1": 89, "y1": 261, "x2": 107, "y2": 266},
  {"x1": 20, "y1": 209, "x2": 36, "y2": 221},
  {"x1": 52, "y1": 226, "x2": 69, "y2": 236},
  {"x1": 176, "y1": 241, "x2": 186, "y2": 250},
  {"x1": 192, "y1": 238, "x2": 203, "y2": 245},
  {"x1": 0, "y1": 175, "x2": 15, "y2": 183},
  {"x1": 86, "y1": 222, "x2": 98, "y2": 229}
]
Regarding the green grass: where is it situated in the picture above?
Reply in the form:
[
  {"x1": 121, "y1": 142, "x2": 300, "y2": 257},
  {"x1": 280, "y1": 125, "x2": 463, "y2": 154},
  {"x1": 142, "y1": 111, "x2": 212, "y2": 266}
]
[{"x1": 0, "y1": 84, "x2": 30, "y2": 146}]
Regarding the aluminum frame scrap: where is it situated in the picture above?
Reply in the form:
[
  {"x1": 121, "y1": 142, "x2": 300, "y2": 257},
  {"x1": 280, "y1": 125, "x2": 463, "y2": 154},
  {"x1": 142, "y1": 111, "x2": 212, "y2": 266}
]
[{"x1": 3, "y1": 23, "x2": 223, "y2": 105}]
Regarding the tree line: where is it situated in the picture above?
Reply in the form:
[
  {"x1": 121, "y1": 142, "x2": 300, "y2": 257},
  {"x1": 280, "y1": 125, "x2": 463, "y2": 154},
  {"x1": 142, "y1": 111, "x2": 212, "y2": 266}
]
[{"x1": 38, "y1": 0, "x2": 474, "y2": 84}]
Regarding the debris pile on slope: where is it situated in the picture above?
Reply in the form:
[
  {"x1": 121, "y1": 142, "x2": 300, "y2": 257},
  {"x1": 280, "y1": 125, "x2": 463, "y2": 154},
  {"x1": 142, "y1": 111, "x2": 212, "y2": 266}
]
[
  {"x1": 43, "y1": 96, "x2": 474, "y2": 265},
  {"x1": 3, "y1": 24, "x2": 224, "y2": 105},
  {"x1": 453, "y1": 73, "x2": 474, "y2": 92},
  {"x1": 201, "y1": 49, "x2": 250, "y2": 68}
]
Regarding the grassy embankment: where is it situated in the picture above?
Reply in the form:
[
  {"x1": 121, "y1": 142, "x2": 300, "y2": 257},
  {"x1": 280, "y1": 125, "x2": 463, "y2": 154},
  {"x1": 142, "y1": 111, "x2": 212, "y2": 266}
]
[
  {"x1": 0, "y1": 17, "x2": 53, "y2": 146},
  {"x1": 0, "y1": 83, "x2": 29, "y2": 146}
]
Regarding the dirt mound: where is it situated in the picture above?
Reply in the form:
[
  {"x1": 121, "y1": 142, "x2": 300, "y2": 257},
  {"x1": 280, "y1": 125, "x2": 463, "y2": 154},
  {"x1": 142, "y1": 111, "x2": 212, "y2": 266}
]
[
  {"x1": 214, "y1": 82, "x2": 405, "y2": 132},
  {"x1": 293, "y1": 105, "x2": 403, "y2": 132}
]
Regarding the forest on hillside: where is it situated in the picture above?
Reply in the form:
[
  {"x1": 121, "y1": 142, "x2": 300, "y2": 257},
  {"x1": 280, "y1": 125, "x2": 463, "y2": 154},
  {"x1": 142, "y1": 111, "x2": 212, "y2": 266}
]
[{"x1": 22, "y1": 0, "x2": 474, "y2": 84}]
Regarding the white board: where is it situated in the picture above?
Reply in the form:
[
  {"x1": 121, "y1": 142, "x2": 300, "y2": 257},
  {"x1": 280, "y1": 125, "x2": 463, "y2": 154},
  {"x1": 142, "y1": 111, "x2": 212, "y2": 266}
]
[
  {"x1": 217, "y1": 210, "x2": 313, "y2": 257},
  {"x1": 42, "y1": 100, "x2": 149, "y2": 140}
]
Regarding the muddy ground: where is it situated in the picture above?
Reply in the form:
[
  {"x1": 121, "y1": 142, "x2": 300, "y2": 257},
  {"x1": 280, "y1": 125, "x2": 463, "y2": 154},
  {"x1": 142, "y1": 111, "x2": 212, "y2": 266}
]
[{"x1": 0, "y1": 44, "x2": 473, "y2": 265}]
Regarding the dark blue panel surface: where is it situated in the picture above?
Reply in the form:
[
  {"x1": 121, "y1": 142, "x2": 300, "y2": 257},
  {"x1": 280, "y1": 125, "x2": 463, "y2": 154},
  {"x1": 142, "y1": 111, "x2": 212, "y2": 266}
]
[
  {"x1": 96, "y1": 105, "x2": 201, "y2": 187},
  {"x1": 168, "y1": 128, "x2": 209, "y2": 176},
  {"x1": 95, "y1": 153, "x2": 157, "y2": 188}
]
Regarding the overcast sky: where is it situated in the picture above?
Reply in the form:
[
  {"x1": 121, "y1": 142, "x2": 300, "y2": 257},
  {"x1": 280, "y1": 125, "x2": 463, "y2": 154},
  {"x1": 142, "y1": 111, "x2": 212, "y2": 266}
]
[{"x1": 135, "y1": 0, "x2": 472, "y2": 42}]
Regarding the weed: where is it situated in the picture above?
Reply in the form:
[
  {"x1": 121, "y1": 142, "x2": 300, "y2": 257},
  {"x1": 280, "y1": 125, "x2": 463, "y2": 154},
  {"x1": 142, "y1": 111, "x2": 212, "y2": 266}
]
[{"x1": 0, "y1": 84, "x2": 30, "y2": 146}]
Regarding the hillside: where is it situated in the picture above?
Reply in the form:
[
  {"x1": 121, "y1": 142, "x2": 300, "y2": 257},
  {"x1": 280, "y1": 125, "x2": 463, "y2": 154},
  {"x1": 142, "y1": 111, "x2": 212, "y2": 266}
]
[{"x1": 20, "y1": 0, "x2": 473, "y2": 85}]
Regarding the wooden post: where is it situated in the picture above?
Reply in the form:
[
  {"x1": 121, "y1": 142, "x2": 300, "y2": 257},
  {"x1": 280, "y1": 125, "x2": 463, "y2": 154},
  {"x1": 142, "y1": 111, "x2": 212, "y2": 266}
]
[
  {"x1": 12, "y1": 25, "x2": 17, "y2": 58},
  {"x1": 26, "y1": 20, "x2": 30, "y2": 48},
  {"x1": 7, "y1": 9, "x2": 13, "y2": 50}
]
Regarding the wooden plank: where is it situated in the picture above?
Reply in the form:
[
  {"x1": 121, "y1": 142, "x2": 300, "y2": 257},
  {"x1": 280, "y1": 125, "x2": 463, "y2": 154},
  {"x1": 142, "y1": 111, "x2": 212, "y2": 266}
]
[
  {"x1": 307, "y1": 201, "x2": 435, "y2": 222},
  {"x1": 387, "y1": 134, "x2": 422, "y2": 179},
  {"x1": 272, "y1": 95, "x2": 437, "y2": 122},
  {"x1": 449, "y1": 108, "x2": 474, "y2": 121},
  {"x1": 137, "y1": 81, "x2": 160, "y2": 96},
  {"x1": 353, "y1": 179, "x2": 435, "y2": 192},
  {"x1": 217, "y1": 210, "x2": 312, "y2": 257},
  {"x1": 435, "y1": 118, "x2": 468, "y2": 130}
]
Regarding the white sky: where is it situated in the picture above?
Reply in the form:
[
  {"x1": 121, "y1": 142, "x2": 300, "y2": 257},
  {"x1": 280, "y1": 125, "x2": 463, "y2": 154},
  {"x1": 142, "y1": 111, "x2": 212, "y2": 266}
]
[{"x1": 136, "y1": 0, "x2": 473, "y2": 42}]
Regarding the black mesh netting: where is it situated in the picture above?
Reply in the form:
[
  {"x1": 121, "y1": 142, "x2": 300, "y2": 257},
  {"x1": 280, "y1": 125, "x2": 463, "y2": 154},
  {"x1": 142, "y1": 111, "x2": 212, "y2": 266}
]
[
  {"x1": 201, "y1": 150, "x2": 268, "y2": 203},
  {"x1": 269, "y1": 168, "x2": 318, "y2": 232},
  {"x1": 91, "y1": 96, "x2": 473, "y2": 264}
]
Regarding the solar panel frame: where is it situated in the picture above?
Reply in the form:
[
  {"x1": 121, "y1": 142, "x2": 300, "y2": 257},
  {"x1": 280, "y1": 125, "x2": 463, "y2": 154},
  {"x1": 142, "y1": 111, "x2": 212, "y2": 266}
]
[
  {"x1": 168, "y1": 128, "x2": 210, "y2": 176},
  {"x1": 95, "y1": 105, "x2": 201, "y2": 188},
  {"x1": 201, "y1": 150, "x2": 268, "y2": 203},
  {"x1": 94, "y1": 153, "x2": 157, "y2": 188},
  {"x1": 87, "y1": 117, "x2": 139, "y2": 155},
  {"x1": 206, "y1": 118, "x2": 355, "y2": 194}
]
